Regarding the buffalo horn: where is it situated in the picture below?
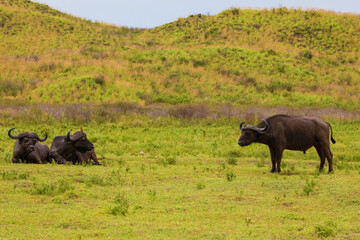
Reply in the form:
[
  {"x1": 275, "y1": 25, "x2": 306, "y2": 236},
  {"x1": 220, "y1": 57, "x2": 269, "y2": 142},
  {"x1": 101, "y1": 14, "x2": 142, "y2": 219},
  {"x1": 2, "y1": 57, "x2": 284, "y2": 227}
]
[
  {"x1": 38, "y1": 133, "x2": 47, "y2": 142},
  {"x1": 67, "y1": 130, "x2": 71, "y2": 140},
  {"x1": 8, "y1": 128, "x2": 18, "y2": 139},
  {"x1": 240, "y1": 122, "x2": 245, "y2": 131},
  {"x1": 255, "y1": 119, "x2": 268, "y2": 132}
]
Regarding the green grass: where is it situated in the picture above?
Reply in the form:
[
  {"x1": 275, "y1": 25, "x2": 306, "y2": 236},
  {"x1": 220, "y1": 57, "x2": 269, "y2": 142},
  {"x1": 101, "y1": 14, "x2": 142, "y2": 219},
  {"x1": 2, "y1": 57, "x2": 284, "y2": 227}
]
[
  {"x1": 1, "y1": 117, "x2": 360, "y2": 239},
  {"x1": 0, "y1": 2, "x2": 359, "y2": 238}
]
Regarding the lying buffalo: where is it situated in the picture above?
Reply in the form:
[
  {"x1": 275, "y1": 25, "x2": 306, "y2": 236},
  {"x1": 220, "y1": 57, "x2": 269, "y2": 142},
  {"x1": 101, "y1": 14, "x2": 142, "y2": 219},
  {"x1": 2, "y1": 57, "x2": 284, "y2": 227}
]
[
  {"x1": 8, "y1": 128, "x2": 49, "y2": 164},
  {"x1": 49, "y1": 129, "x2": 101, "y2": 165},
  {"x1": 238, "y1": 114, "x2": 336, "y2": 173}
]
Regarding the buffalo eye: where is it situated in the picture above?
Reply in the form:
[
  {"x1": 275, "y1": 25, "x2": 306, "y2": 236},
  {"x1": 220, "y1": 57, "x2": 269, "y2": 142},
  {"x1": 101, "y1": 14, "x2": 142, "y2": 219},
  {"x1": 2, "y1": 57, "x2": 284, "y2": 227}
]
[{"x1": 23, "y1": 138, "x2": 28, "y2": 143}]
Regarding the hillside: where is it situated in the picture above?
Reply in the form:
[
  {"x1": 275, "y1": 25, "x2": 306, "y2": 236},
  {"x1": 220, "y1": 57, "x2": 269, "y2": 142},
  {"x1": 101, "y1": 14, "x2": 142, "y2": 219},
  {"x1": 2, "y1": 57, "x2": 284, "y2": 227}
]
[{"x1": 0, "y1": 0, "x2": 359, "y2": 109}]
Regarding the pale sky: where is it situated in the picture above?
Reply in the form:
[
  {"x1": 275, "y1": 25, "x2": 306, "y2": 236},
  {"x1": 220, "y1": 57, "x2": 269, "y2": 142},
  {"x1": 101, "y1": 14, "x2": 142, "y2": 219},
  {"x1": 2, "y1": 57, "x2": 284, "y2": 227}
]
[{"x1": 33, "y1": 0, "x2": 360, "y2": 28}]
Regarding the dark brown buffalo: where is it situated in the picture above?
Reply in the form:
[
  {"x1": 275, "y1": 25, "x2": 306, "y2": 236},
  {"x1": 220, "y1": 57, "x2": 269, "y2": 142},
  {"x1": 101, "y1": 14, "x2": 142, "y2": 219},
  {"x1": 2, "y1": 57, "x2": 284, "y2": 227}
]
[
  {"x1": 238, "y1": 114, "x2": 336, "y2": 173},
  {"x1": 49, "y1": 129, "x2": 101, "y2": 165},
  {"x1": 8, "y1": 128, "x2": 49, "y2": 164}
]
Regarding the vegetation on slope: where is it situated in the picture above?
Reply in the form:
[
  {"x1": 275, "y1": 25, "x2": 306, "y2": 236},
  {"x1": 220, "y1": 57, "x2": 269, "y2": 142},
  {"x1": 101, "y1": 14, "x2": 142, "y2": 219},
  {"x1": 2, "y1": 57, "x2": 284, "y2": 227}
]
[{"x1": 0, "y1": 0, "x2": 359, "y2": 109}]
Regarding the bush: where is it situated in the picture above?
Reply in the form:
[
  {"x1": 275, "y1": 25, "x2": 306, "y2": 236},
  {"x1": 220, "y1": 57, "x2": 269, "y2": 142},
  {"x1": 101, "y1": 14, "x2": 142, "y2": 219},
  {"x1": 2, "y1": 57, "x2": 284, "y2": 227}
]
[{"x1": 0, "y1": 79, "x2": 23, "y2": 96}]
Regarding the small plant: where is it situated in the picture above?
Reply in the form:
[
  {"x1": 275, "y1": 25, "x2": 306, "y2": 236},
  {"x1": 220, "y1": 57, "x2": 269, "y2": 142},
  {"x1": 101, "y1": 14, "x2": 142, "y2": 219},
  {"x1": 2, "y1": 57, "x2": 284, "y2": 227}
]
[
  {"x1": 227, "y1": 157, "x2": 238, "y2": 165},
  {"x1": 32, "y1": 182, "x2": 56, "y2": 195},
  {"x1": 2, "y1": 170, "x2": 29, "y2": 180},
  {"x1": 228, "y1": 150, "x2": 241, "y2": 158},
  {"x1": 166, "y1": 157, "x2": 176, "y2": 165},
  {"x1": 196, "y1": 182, "x2": 205, "y2": 190},
  {"x1": 110, "y1": 193, "x2": 129, "y2": 216},
  {"x1": 303, "y1": 179, "x2": 316, "y2": 196},
  {"x1": 220, "y1": 163, "x2": 226, "y2": 170},
  {"x1": 245, "y1": 218, "x2": 252, "y2": 226},
  {"x1": 56, "y1": 179, "x2": 72, "y2": 194},
  {"x1": 303, "y1": 50, "x2": 313, "y2": 59},
  {"x1": 226, "y1": 172, "x2": 236, "y2": 182},
  {"x1": 32, "y1": 179, "x2": 73, "y2": 196},
  {"x1": 315, "y1": 221, "x2": 337, "y2": 238},
  {"x1": 148, "y1": 190, "x2": 157, "y2": 200},
  {"x1": 82, "y1": 175, "x2": 105, "y2": 187}
]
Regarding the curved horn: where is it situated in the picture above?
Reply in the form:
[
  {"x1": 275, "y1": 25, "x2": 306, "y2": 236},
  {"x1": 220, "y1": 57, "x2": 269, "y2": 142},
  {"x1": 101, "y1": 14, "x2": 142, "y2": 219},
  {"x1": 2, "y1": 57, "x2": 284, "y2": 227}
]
[
  {"x1": 38, "y1": 133, "x2": 47, "y2": 142},
  {"x1": 8, "y1": 128, "x2": 18, "y2": 139},
  {"x1": 67, "y1": 130, "x2": 71, "y2": 140},
  {"x1": 240, "y1": 122, "x2": 245, "y2": 131},
  {"x1": 256, "y1": 119, "x2": 268, "y2": 132}
]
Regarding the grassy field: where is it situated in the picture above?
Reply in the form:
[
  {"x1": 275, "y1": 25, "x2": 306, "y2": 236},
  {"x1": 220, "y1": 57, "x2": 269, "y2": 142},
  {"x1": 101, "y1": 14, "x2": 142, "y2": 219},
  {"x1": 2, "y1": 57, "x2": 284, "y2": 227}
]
[
  {"x1": 1, "y1": 116, "x2": 360, "y2": 239},
  {"x1": 1, "y1": 1, "x2": 360, "y2": 239}
]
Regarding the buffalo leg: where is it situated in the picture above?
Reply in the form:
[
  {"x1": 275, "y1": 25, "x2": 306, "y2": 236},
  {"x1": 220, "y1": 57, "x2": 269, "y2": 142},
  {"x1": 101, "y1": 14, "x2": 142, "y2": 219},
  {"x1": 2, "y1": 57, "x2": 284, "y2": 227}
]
[
  {"x1": 275, "y1": 149, "x2": 284, "y2": 173},
  {"x1": 269, "y1": 147, "x2": 276, "y2": 173},
  {"x1": 315, "y1": 145, "x2": 326, "y2": 171},
  {"x1": 324, "y1": 147, "x2": 334, "y2": 173},
  {"x1": 50, "y1": 152, "x2": 68, "y2": 164},
  {"x1": 33, "y1": 156, "x2": 42, "y2": 164},
  {"x1": 76, "y1": 151, "x2": 87, "y2": 164},
  {"x1": 90, "y1": 150, "x2": 101, "y2": 165},
  {"x1": 12, "y1": 157, "x2": 20, "y2": 163}
]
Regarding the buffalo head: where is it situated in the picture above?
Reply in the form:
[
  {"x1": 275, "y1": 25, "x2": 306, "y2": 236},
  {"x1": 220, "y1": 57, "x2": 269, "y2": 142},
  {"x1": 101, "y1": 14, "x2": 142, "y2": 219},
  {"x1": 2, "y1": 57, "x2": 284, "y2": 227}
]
[
  {"x1": 238, "y1": 120, "x2": 268, "y2": 146},
  {"x1": 8, "y1": 128, "x2": 47, "y2": 153},
  {"x1": 66, "y1": 129, "x2": 94, "y2": 152}
]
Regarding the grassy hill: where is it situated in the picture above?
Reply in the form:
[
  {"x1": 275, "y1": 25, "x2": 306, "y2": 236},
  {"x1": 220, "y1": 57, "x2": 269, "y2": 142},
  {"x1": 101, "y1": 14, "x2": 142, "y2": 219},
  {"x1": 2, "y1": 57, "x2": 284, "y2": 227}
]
[{"x1": 0, "y1": 0, "x2": 359, "y2": 109}]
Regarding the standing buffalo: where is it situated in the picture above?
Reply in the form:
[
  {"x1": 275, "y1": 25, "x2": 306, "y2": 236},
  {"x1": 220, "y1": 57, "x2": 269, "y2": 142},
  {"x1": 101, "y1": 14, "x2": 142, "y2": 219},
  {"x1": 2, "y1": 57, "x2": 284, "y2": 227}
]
[
  {"x1": 238, "y1": 114, "x2": 336, "y2": 173},
  {"x1": 49, "y1": 129, "x2": 101, "y2": 165},
  {"x1": 8, "y1": 128, "x2": 49, "y2": 164}
]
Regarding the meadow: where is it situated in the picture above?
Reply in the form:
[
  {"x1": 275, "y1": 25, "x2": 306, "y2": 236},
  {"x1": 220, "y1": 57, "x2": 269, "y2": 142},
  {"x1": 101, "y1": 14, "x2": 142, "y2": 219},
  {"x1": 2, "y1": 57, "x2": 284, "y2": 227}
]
[
  {"x1": 1, "y1": 1, "x2": 360, "y2": 239},
  {"x1": 0, "y1": 110, "x2": 360, "y2": 239}
]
